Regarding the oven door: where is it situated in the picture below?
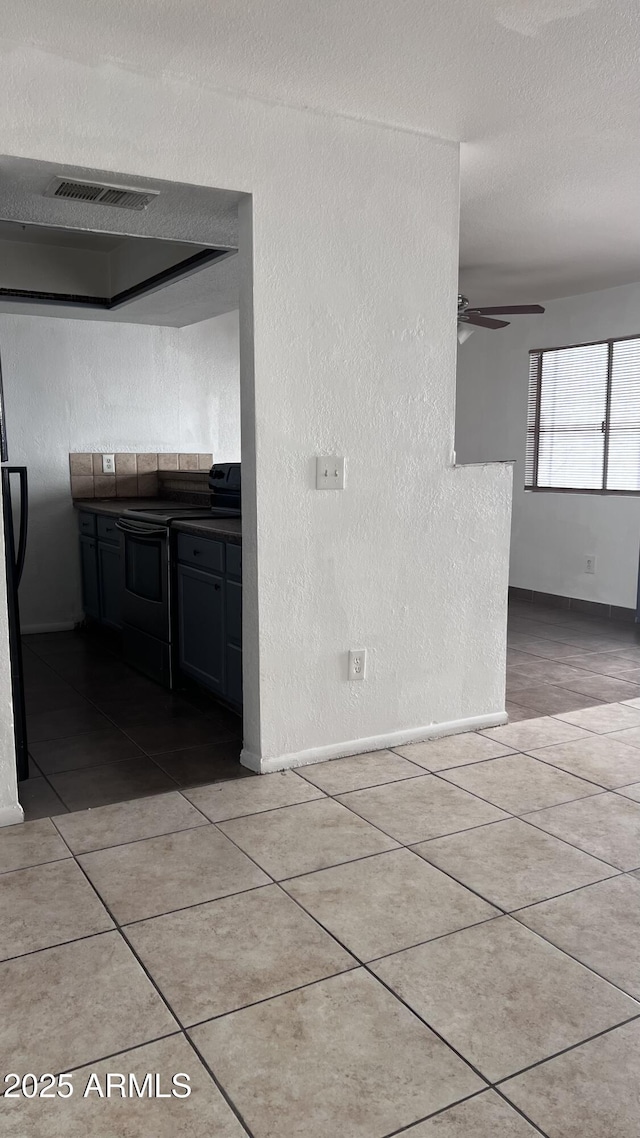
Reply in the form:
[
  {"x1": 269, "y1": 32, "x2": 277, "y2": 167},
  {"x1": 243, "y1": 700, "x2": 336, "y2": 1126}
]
[
  {"x1": 116, "y1": 519, "x2": 169, "y2": 640},
  {"x1": 115, "y1": 518, "x2": 173, "y2": 686}
]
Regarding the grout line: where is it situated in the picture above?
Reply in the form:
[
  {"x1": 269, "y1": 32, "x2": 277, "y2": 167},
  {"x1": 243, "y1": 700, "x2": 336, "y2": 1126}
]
[
  {"x1": 383, "y1": 1088, "x2": 552, "y2": 1138},
  {"x1": 46, "y1": 1029, "x2": 184, "y2": 1081},
  {"x1": 181, "y1": 962, "x2": 361, "y2": 1033},
  {"x1": 358, "y1": 911, "x2": 504, "y2": 965},
  {"x1": 386, "y1": 746, "x2": 517, "y2": 770},
  {"x1": 507, "y1": 905, "x2": 640, "y2": 1004},
  {"x1": 517, "y1": 811, "x2": 625, "y2": 869},
  {"x1": 360, "y1": 958, "x2": 492, "y2": 1085},
  {"x1": 515, "y1": 745, "x2": 638, "y2": 792},
  {"x1": 492, "y1": 1012, "x2": 640, "y2": 1087},
  {"x1": 119, "y1": 881, "x2": 276, "y2": 930},
  {"x1": 489, "y1": 1086, "x2": 554, "y2": 1137},
  {"x1": 182, "y1": 1031, "x2": 255, "y2": 1137},
  {"x1": 0, "y1": 924, "x2": 117, "y2": 966},
  {"x1": 430, "y1": 766, "x2": 607, "y2": 812},
  {"x1": 380, "y1": 1090, "x2": 491, "y2": 1138},
  {"x1": 53, "y1": 817, "x2": 213, "y2": 859}
]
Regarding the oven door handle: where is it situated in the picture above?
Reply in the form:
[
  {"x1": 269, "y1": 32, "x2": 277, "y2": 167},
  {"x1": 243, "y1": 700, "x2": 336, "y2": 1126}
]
[{"x1": 115, "y1": 519, "x2": 168, "y2": 539}]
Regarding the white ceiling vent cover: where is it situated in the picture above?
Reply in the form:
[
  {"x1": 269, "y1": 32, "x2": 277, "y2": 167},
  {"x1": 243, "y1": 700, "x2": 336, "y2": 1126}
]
[{"x1": 44, "y1": 177, "x2": 159, "y2": 211}]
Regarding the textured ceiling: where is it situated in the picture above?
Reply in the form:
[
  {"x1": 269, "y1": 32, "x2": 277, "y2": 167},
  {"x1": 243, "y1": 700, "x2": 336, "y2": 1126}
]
[{"x1": 2, "y1": 1, "x2": 640, "y2": 305}]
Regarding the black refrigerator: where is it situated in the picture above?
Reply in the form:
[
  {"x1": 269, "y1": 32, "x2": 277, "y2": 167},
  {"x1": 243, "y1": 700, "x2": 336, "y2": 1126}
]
[{"x1": 0, "y1": 352, "x2": 29, "y2": 782}]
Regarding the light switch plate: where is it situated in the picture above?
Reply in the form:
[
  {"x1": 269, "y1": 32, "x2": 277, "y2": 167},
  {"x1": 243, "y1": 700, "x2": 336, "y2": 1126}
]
[{"x1": 316, "y1": 456, "x2": 345, "y2": 490}]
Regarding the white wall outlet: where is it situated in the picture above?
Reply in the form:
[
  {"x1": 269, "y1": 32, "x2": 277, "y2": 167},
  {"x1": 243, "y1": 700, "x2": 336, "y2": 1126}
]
[
  {"x1": 348, "y1": 649, "x2": 367, "y2": 681},
  {"x1": 316, "y1": 456, "x2": 345, "y2": 490},
  {"x1": 102, "y1": 454, "x2": 116, "y2": 475},
  {"x1": 585, "y1": 555, "x2": 596, "y2": 575}
]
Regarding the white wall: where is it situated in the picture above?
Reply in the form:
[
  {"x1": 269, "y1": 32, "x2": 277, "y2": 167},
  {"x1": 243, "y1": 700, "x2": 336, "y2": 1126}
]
[
  {"x1": 1, "y1": 310, "x2": 241, "y2": 631},
  {"x1": 456, "y1": 281, "x2": 640, "y2": 608},
  {"x1": 0, "y1": 14, "x2": 512, "y2": 818}
]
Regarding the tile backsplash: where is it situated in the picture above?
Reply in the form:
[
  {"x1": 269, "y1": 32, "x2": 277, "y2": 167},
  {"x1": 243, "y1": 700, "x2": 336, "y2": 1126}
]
[{"x1": 69, "y1": 453, "x2": 213, "y2": 499}]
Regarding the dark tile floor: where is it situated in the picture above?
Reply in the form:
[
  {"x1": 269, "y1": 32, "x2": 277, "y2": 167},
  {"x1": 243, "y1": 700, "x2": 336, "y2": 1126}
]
[
  {"x1": 19, "y1": 599, "x2": 640, "y2": 821},
  {"x1": 506, "y1": 599, "x2": 640, "y2": 721},
  {"x1": 20, "y1": 630, "x2": 246, "y2": 820}
]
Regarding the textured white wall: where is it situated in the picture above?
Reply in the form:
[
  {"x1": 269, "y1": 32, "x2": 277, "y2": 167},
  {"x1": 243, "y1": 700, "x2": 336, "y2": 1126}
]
[
  {"x1": 0, "y1": 22, "x2": 512, "y2": 815},
  {"x1": 456, "y1": 281, "x2": 640, "y2": 608},
  {"x1": 1, "y1": 311, "x2": 241, "y2": 632}
]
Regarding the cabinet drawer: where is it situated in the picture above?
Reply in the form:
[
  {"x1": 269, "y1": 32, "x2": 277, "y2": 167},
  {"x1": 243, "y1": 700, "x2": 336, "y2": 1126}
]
[
  {"x1": 226, "y1": 542, "x2": 242, "y2": 580},
  {"x1": 176, "y1": 533, "x2": 224, "y2": 573},
  {"x1": 96, "y1": 515, "x2": 119, "y2": 543},
  {"x1": 78, "y1": 511, "x2": 96, "y2": 536}
]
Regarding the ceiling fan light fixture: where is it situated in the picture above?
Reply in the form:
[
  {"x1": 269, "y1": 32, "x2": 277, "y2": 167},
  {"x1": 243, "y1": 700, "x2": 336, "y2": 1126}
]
[{"x1": 457, "y1": 324, "x2": 475, "y2": 345}]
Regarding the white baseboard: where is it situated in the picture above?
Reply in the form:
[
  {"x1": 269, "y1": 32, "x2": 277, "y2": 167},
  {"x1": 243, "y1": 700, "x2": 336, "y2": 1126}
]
[
  {"x1": 21, "y1": 621, "x2": 77, "y2": 635},
  {"x1": 240, "y1": 709, "x2": 509, "y2": 774},
  {"x1": 0, "y1": 802, "x2": 24, "y2": 828}
]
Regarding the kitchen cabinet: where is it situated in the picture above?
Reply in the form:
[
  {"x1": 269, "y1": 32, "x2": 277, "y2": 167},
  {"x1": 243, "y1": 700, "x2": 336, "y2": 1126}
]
[
  {"x1": 78, "y1": 511, "x2": 122, "y2": 630},
  {"x1": 177, "y1": 563, "x2": 226, "y2": 694},
  {"x1": 97, "y1": 541, "x2": 122, "y2": 630},
  {"x1": 79, "y1": 535, "x2": 100, "y2": 622},
  {"x1": 176, "y1": 534, "x2": 242, "y2": 710}
]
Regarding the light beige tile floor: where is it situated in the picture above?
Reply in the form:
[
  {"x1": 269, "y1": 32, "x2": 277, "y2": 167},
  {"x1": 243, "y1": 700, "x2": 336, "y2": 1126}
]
[
  {"x1": 526, "y1": 733, "x2": 640, "y2": 789},
  {"x1": 371, "y1": 917, "x2": 638, "y2": 1082},
  {"x1": 501, "y1": 1018, "x2": 640, "y2": 1138},
  {"x1": 438, "y1": 752, "x2": 600, "y2": 814},
  {"x1": 514, "y1": 875, "x2": 640, "y2": 998},
  {"x1": 3, "y1": 703, "x2": 640, "y2": 1136},
  {"x1": 413, "y1": 817, "x2": 616, "y2": 910},
  {"x1": 524, "y1": 792, "x2": 640, "y2": 871},
  {"x1": 336, "y1": 774, "x2": 508, "y2": 844},
  {"x1": 189, "y1": 969, "x2": 484, "y2": 1138}
]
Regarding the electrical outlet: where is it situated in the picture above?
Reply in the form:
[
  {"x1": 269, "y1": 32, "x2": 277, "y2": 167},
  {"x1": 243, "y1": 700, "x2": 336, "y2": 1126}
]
[
  {"x1": 348, "y1": 649, "x2": 367, "y2": 681},
  {"x1": 585, "y1": 555, "x2": 596, "y2": 575},
  {"x1": 316, "y1": 456, "x2": 346, "y2": 490},
  {"x1": 102, "y1": 454, "x2": 116, "y2": 475}
]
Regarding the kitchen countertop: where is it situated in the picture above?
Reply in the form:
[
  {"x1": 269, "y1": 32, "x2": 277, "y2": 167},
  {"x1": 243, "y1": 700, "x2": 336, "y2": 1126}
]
[
  {"x1": 74, "y1": 499, "x2": 242, "y2": 542},
  {"x1": 73, "y1": 498, "x2": 178, "y2": 517},
  {"x1": 171, "y1": 517, "x2": 242, "y2": 542}
]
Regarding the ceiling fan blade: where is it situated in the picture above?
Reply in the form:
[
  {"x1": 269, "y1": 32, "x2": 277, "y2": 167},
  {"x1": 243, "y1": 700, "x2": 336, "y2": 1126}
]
[
  {"x1": 461, "y1": 314, "x2": 510, "y2": 329},
  {"x1": 468, "y1": 304, "x2": 545, "y2": 316}
]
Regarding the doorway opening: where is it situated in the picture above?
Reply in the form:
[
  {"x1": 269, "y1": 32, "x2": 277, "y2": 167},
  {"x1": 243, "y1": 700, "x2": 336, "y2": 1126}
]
[{"x1": 0, "y1": 155, "x2": 256, "y2": 820}]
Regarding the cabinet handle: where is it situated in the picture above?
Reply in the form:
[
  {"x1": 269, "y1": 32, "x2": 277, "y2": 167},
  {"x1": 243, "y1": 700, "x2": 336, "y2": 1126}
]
[
  {"x1": 192, "y1": 549, "x2": 201, "y2": 556},
  {"x1": 214, "y1": 583, "x2": 221, "y2": 591}
]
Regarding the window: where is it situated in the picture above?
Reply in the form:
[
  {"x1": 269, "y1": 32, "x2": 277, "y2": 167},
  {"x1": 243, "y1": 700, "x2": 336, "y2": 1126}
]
[{"x1": 526, "y1": 335, "x2": 640, "y2": 493}]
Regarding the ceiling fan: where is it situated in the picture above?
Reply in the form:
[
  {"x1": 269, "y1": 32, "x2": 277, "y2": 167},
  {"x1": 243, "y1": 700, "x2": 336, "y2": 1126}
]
[{"x1": 457, "y1": 294, "x2": 545, "y2": 344}]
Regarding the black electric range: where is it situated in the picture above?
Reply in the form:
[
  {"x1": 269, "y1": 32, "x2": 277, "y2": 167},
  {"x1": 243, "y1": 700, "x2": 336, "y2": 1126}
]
[{"x1": 117, "y1": 463, "x2": 240, "y2": 686}]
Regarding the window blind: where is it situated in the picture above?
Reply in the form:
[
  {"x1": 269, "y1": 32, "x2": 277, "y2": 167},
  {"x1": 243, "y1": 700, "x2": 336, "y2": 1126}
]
[{"x1": 526, "y1": 335, "x2": 640, "y2": 493}]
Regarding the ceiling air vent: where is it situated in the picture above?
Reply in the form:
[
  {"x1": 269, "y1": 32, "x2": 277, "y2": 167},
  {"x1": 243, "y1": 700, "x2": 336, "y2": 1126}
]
[{"x1": 44, "y1": 176, "x2": 159, "y2": 211}]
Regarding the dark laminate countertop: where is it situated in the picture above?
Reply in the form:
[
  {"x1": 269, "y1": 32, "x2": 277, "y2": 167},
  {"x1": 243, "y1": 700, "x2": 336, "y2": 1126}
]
[
  {"x1": 73, "y1": 500, "x2": 242, "y2": 543},
  {"x1": 171, "y1": 517, "x2": 242, "y2": 543},
  {"x1": 73, "y1": 498, "x2": 178, "y2": 517}
]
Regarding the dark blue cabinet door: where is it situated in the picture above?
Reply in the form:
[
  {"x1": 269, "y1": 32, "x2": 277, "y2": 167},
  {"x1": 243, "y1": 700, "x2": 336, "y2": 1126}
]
[
  {"x1": 226, "y1": 579, "x2": 242, "y2": 646},
  {"x1": 79, "y1": 536, "x2": 100, "y2": 621},
  {"x1": 177, "y1": 563, "x2": 226, "y2": 693},
  {"x1": 98, "y1": 541, "x2": 122, "y2": 630}
]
